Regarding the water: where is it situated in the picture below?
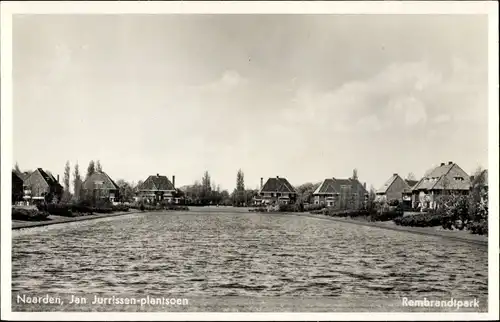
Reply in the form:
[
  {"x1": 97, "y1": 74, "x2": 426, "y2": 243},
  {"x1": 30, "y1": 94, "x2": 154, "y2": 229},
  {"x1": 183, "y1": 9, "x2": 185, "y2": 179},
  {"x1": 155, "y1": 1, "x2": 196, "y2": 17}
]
[{"x1": 11, "y1": 208, "x2": 488, "y2": 311}]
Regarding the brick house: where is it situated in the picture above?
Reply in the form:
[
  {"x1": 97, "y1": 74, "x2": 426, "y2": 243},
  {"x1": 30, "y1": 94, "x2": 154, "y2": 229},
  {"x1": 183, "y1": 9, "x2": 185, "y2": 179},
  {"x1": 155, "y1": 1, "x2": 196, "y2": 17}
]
[
  {"x1": 313, "y1": 177, "x2": 368, "y2": 209},
  {"x1": 258, "y1": 176, "x2": 297, "y2": 205},
  {"x1": 22, "y1": 168, "x2": 63, "y2": 204},
  {"x1": 411, "y1": 161, "x2": 471, "y2": 210},
  {"x1": 376, "y1": 173, "x2": 417, "y2": 206},
  {"x1": 12, "y1": 171, "x2": 24, "y2": 204},
  {"x1": 82, "y1": 171, "x2": 120, "y2": 203},
  {"x1": 135, "y1": 174, "x2": 177, "y2": 203}
]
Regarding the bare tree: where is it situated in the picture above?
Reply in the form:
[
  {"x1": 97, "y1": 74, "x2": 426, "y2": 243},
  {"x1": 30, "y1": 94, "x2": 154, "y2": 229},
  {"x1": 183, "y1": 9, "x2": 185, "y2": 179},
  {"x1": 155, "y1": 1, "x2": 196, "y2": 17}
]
[{"x1": 406, "y1": 172, "x2": 416, "y2": 181}]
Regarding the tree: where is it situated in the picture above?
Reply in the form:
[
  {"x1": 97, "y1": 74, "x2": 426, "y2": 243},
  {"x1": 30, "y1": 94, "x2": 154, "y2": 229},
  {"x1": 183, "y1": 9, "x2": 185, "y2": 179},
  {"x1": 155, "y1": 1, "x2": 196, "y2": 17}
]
[
  {"x1": 14, "y1": 162, "x2": 21, "y2": 174},
  {"x1": 201, "y1": 171, "x2": 212, "y2": 204},
  {"x1": 86, "y1": 160, "x2": 96, "y2": 178},
  {"x1": 296, "y1": 182, "x2": 321, "y2": 204},
  {"x1": 73, "y1": 162, "x2": 83, "y2": 201},
  {"x1": 234, "y1": 169, "x2": 245, "y2": 206},
  {"x1": 406, "y1": 172, "x2": 416, "y2": 181},
  {"x1": 116, "y1": 179, "x2": 134, "y2": 203},
  {"x1": 366, "y1": 185, "x2": 377, "y2": 212},
  {"x1": 96, "y1": 160, "x2": 102, "y2": 172},
  {"x1": 352, "y1": 168, "x2": 358, "y2": 180},
  {"x1": 62, "y1": 161, "x2": 72, "y2": 202}
]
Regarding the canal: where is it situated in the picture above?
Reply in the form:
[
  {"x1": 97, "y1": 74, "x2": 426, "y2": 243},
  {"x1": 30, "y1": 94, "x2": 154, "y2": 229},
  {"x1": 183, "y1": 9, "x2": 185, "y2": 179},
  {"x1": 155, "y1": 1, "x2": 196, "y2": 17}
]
[{"x1": 11, "y1": 208, "x2": 488, "y2": 312}]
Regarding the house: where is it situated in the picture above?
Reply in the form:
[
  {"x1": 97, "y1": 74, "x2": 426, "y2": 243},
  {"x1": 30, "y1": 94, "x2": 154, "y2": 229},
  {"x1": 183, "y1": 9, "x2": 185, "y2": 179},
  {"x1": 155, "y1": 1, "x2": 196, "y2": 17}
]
[
  {"x1": 22, "y1": 168, "x2": 63, "y2": 204},
  {"x1": 258, "y1": 176, "x2": 297, "y2": 205},
  {"x1": 135, "y1": 174, "x2": 177, "y2": 203},
  {"x1": 313, "y1": 177, "x2": 368, "y2": 209},
  {"x1": 82, "y1": 171, "x2": 120, "y2": 203},
  {"x1": 376, "y1": 173, "x2": 417, "y2": 207},
  {"x1": 12, "y1": 171, "x2": 24, "y2": 204},
  {"x1": 411, "y1": 161, "x2": 471, "y2": 210},
  {"x1": 402, "y1": 179, "x2": 419, "y2": 209}
]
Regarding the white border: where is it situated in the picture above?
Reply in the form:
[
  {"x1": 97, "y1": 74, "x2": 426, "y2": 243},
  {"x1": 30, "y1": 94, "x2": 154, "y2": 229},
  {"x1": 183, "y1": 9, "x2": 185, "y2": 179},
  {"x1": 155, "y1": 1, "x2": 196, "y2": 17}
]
[{"x1": 1, "y1": 1, "x2": 498, "y2": 321}]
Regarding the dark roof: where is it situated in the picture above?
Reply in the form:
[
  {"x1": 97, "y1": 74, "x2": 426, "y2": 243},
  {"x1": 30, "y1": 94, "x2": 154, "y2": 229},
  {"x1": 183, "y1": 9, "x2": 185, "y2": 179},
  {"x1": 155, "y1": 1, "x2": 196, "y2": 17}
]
[
  {"x1": 34, "y1": 168, "x2": 63, "y2": 189},
  {"x1": 412, "y1": 162, "x2": 471, "y2": 191},
  {"x1": 138, "y1": 174, "x2": 175, "y2": 191},
  {"x1": 12, "y1": 171, "x2": 23, "y2": 184},
  {"x1": 82, "y1": 171, "x2": 119, "y2": 190},
  {"x1": 260, "y1": 177, "x2": 297, "y2": 194},
  {"x1": 314, "y1": 177, "x2": 367, "y2": 195},
  {"x1": 405, "y1": 179, "x2": 418, "y2": 188}
]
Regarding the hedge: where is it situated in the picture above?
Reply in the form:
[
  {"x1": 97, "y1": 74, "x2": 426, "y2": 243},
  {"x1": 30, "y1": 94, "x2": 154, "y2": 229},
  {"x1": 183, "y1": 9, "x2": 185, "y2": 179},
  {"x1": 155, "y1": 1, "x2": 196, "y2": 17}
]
[
  {"x1": 12, "y1": 207, "x2": 50, "y2": 221},
  {"x1": 393, "y1": 212, "x2": 450, "y2": 228}
]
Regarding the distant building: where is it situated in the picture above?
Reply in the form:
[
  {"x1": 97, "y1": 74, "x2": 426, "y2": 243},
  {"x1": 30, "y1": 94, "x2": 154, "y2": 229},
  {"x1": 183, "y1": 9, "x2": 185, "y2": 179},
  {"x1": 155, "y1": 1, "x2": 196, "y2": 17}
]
[
  {"x1": 135, "y1": 174, "x2": 177, "y2": 203},
  {"x1": 22, "y1": 168, "x2": 63, "y2": 204},
  {"x1": 82, "y1": 171, "x2": 120, "y2": 203},
  {"x1": 411, "y1": 161, "x2": 471, "y2": 210},
  {"x1": 376, "y1": 173, "x2": 416, "y2": 207},
  {"x1": 258, "y1": 176, "x2": 297, "y2": 205},
  {"x1": 313, "y1": 177, "x2": 367, "y2": 209}
]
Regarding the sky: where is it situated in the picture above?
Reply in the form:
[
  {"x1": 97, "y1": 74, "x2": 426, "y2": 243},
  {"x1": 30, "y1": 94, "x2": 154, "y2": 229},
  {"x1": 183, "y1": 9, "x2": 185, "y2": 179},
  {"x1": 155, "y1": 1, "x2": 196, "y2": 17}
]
[{"x1": 12, "y1": 14, "x2": 489, "y2": 192}]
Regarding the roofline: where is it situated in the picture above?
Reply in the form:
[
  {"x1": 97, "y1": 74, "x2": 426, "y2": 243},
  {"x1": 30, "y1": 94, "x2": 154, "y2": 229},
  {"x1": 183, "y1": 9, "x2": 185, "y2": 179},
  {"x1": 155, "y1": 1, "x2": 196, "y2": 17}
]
[
  {"x1": 429, "y1": 163, "x2": 455, "y2": 190},
  {"x1": 377, "y1": 174, "x2": 398, "y2": 194}
]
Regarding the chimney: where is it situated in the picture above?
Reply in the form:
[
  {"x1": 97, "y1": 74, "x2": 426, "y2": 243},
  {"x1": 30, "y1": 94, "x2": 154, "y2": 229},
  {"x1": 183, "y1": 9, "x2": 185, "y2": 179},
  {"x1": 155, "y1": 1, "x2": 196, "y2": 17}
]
[
  {"x1": 260, "y1": 177, "x2": 263, "y2": 189},
  {"x1": 393, "y1": 173, "x2": 398, "y2": 177},
  {"x1": 57, "y1": 174, "x2": 59, "y2": 182},
  {"x1": 363, "y1": 182, "x2": 366, "y2": 189},
  {"x1": 440, "y1": 162, "x2": 445, "y2": 166},
  {"x1": 276, "y1": 176, "x2": 279, "y2": 179},
  {"x1": 448, "y1": 161, "x2": 453, "y2": 165},
  {"x1": 157, "y1": 173, "x2": 160, "y2": 177},
  {"x1": 172, "y1": 175, "x2": 175, "y2": 188}
]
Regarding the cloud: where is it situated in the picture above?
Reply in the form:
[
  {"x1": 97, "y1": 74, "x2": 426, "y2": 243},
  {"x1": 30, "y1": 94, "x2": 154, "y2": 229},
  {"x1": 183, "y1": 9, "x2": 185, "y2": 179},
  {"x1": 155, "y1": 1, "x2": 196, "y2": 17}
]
[
  {"x1": 199, "y1": 70, "x2": 247, "y2": 93},
  {"x1": 279, "y1": 58, "x2": 485, "y2": 133}
]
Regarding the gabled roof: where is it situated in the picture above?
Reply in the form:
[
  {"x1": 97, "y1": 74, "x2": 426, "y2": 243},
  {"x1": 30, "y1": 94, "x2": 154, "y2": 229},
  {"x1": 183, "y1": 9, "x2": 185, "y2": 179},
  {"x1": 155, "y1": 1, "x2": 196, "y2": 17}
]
[
  {"x1": 377, "y1": 174, "x2": 407, "y2": 194},
  {"x1": 82, "y1": 171, "x2": 119, "y2": 190},
  {"x1": 260, "y1": 177, "x2": 297, "y2": 194},
  {"x1": 28, "y1": 168, "x2": 63, "y2": 189},
  {"x1": 412, "y1": 162, "x2": 471, "y2": 191},
  {"x1": 405, "y1": 179, "x2": 418, "y2": 188},
  {"x1": 138, "y1": 174, "x2": 175, "y2": 191},
  {"x1": 313, "y1": 177, "x2": 367, "y2": 195}
]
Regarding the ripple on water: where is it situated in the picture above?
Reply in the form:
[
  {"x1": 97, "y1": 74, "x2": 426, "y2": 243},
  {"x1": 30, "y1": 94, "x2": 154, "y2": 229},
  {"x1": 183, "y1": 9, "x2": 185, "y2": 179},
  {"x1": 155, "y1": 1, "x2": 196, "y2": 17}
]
[{"x1": 12, "y1": 211, "x2": 488, "y2": 300}]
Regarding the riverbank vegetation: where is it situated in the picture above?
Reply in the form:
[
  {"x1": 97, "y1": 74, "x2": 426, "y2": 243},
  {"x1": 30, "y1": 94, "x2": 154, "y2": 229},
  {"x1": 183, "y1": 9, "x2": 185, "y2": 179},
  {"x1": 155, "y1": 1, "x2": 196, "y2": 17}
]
[{"x1": 12, "y1": 207, "x2": 50, "y2": 221}]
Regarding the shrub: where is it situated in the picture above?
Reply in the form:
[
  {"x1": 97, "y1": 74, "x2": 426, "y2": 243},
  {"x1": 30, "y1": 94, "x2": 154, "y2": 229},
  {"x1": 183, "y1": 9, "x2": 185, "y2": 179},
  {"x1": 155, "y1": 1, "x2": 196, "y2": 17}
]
[
  {"x1": 370, "y1": 210, "x2": 403, "y2": 222},
  {"x1": 249, "y1": 207, "x2": 268, "y2": 213},
  {"x1": 393, "y1": 211, "x2": 448, "y2": 227},
  {"x1": 467, "y1": 220, "x2": 488, "y2": 235},
  {"x1": 304, "y1": 204, "x2": 325, "y2": 212},
  {"x1": 12, "y1": 207, "x2": 50, "y2": 221},
  {"x1": 388, "y1": 199, "x2": 400, "y2": 207},
  {"x1": 278, "y1": 203, "x2": 301, "y2": 212},
  {"x1": 163, "y1": 204, "x2": 190, "y2": 211},
  {"x1": 111, "y1": 204, "x2": 130, "y2": 212},
  {"x1": 37, "y1": 203, "x2": 75, "y2": 217}
]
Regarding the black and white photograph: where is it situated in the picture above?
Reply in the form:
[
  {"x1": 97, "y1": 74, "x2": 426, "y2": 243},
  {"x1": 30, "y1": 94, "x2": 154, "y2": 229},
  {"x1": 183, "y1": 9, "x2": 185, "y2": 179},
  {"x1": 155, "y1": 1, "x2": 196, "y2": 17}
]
[{"x1": 1, "y1": 1, "x2": 498, "y2": 320}]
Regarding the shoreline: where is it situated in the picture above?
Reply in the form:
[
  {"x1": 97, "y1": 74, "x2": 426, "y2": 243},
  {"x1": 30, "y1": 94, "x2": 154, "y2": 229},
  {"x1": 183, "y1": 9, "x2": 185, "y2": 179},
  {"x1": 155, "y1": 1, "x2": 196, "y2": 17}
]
[
  {"x1": 11, "y1": 208, "x2": 489, "y2": 247},
  {"x1": 12, "y1": 211, "x2": 143, "y2": 230},
  {"x1": 292, "y1": 212, "x2": 488, "y2": 247}
]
